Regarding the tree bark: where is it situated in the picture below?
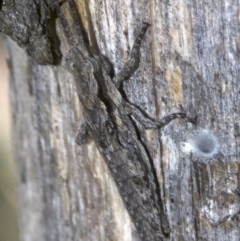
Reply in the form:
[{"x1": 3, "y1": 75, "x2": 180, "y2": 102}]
[{"x1": 3, "y1": 0, "x2": 240, "y2": 240}]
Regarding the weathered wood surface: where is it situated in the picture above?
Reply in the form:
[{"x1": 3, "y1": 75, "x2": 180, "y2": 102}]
[{"x1": 4, "y1": 0, "x2": 240, "y2": 240}]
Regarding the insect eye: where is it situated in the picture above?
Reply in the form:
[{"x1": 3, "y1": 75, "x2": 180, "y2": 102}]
[
  {"x1": 106, "y1": 120, "x2": 115, "y2": 135},
  {"x1": 66, "y1": 59, "x2": 76, "y2": 71}
]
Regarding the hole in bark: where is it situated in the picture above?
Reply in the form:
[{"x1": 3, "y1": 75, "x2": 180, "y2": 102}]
[{"x1": 190, "y1": 131, "x2": 220, "y2": 158}]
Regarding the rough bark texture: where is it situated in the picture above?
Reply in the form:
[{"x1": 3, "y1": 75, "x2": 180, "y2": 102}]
[{"x1": 3, "y1": 0, "x2": 240, "y2": 240}]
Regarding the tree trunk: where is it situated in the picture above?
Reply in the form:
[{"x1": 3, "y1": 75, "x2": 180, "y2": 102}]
[{"x1": 2, "y1": 0, "x2": 240, "y2": 240}]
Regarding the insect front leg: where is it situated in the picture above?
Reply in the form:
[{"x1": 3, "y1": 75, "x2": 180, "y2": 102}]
[{"x1": 114, "y1": 22, "x2": 151, "y2": 88}]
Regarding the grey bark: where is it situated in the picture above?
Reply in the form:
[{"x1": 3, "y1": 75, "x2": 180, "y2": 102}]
[{"x1": 3, "y1": 0, "x2": 240, "y2": 240}]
